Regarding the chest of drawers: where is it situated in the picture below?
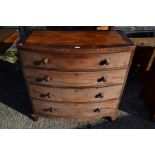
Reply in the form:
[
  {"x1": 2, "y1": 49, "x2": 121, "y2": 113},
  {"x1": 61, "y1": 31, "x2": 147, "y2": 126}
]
[{"x1": 18, "y1": 30, "x2": 135, "y2": 121}]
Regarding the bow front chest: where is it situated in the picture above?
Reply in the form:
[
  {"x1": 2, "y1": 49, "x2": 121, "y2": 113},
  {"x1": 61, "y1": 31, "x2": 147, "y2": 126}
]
[{"x1": 18, "y1": 30, "x2": 135, "y2": 121}]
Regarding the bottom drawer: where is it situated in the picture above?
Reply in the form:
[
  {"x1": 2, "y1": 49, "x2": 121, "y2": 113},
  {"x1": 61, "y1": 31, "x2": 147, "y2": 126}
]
[{"x1": 33, "y1": 99, "x2": 119, "y2": 119}]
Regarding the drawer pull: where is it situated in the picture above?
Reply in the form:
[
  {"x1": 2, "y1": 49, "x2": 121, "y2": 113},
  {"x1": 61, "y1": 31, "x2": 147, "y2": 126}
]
[
  {"x1": 95, "y1": 93, "x2": 104, "y2": 98},
  {"x1": 41, "y1": 58, "x2": 48, "y2": 64},
  {"x1": 93, "y1": 108, "x2": 101, "y2": 113},
  {"x1": 49, "y1": 107, "x2": 54, "y2": 112},
  {"x1": 40, "y1": 92, "x2": 51, "y2": 98},
  {"x1": 47, "y1": 93, "x2": 51, "y2": 98},
  {"x1": 97, "y1": 76, "x2": 107, "y2": 82},
  {"x1": 44, "y1": 75, "x2": 51, "y2": 82},
  {"x1": 44, "y1": 107, "x2": 54, "y2": 113},
  {"x1": 99, "y1": 58, "x2": 110, "y2": 66}
]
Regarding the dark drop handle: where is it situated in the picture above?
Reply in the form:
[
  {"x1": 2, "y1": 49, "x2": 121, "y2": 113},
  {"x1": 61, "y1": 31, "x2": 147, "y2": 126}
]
[
  {"x1": 97, "y1": 76, "x2": 107, "y2": 82},
  {"x1": 44, "y1": 75, "x2": 51, "y2": 82},
  {"x1": 40, "y1": 92, "x2": 51, "y2": 98},
  {"x1": 99, "y1": 58, "x2": 110, "y2": 66},
  {"x1": 43, "y1": 107, "x2": 54, "y2": 113},
  {"x1": 41, "y1": 58, "x2": 48, "y2": 64},
  {"x1": 33, "y1": 57, "x2": 49, "y2": 65},
  {"x1": 93, "y1": 108, "x2": 101, "y2": 113},
  {"x1": 95, "y1": 93, "x2": 104, "y2": 98}
]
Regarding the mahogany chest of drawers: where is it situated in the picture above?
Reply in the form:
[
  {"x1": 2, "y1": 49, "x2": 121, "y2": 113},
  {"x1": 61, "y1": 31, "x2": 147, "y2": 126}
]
[{"x1": 18, "y1": 30, "x2": 135, "y2": 121}]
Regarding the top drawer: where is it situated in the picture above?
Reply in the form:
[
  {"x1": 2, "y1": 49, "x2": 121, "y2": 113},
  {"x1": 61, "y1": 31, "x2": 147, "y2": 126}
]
[{"x1": 20, "y1": 51, "x2": 132, "y2": 70}]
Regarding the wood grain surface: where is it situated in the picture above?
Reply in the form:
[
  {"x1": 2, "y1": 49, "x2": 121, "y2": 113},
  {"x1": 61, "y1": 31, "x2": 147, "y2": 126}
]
[
  {"x1": 24, "y1": 31, "x2": 132, "y2": 47},
  {"x1": 33, "y1": 99, "x2": 118, "y2": 120},
  {"x1": 29, "y1": 84, "x2": 122, "y2": 102},
  {"x1": 24, "y1": 68, "x2": 127, "y2": 87},
  {"x1": 20, "y1": 51, "x2": 131, "y2": 70}
]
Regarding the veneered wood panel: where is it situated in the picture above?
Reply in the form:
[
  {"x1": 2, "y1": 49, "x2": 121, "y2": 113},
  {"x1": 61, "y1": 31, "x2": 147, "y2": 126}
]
[
  {"x1": 24, "y1": 68, "x2": 127, "y2": 87},
  {"x1": 33, "y1": 99, "x2": 118, "y2": 119},
  {"x1": 24, "y1": 31, "x2": 132, "y2": 47},
  {"x1": 29, "y1": 84, "x2": 122, "y2": 102},
  {"x1": 20, "y1": 51, "x2": 131, "y2": 70}
]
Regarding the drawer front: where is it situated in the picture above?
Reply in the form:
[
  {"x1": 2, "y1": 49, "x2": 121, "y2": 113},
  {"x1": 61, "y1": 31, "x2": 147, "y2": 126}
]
[
  {"x1": 33, "y1": 99, "x2": 118, "y2": 119},
  {"x1": 29, "y1": 84, "x2": 122, "y2": 102},
  {"x1": 21, "y1": 51, "x2": 131, "y2": 70},
  {"x1": 24, "y1": 68, "x2": 127, "y2": 87}
]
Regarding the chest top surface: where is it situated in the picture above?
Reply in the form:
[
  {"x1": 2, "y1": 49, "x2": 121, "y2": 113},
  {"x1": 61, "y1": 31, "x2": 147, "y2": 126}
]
[{"x1": 21, "y1": 30, "x2": 133, "y2": 49}]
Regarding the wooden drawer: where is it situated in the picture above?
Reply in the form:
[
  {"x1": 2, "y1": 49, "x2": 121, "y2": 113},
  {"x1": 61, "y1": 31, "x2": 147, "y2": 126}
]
[
  {"x1": 24, "y1": 68, "x2": 127, "y2": 87},
  {"x1": 33, "y1": 99, "x2": 118, "y2": 119},
  {"x1": 20, "y1": 51, "x2": 131, "y2": 70},
  {"x1": 29, "y1": 84, "x2": 122, "y2": 102}
]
